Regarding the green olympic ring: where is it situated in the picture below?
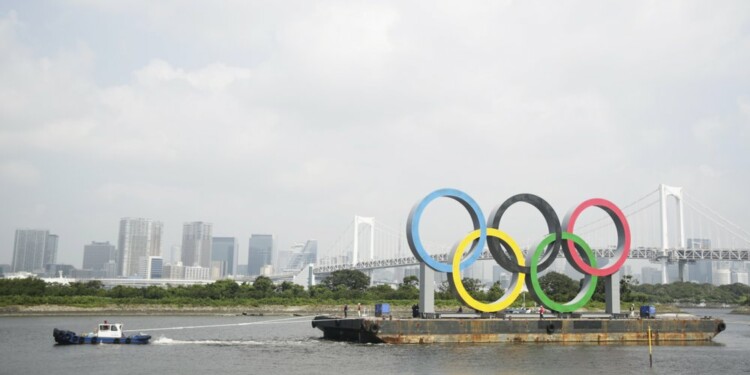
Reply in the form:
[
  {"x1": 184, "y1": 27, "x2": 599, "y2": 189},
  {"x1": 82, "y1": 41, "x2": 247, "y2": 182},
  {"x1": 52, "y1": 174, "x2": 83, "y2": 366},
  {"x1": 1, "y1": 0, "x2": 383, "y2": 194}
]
[{"x1": 528, "y1": 232, "x2": 598, "y2": 313}]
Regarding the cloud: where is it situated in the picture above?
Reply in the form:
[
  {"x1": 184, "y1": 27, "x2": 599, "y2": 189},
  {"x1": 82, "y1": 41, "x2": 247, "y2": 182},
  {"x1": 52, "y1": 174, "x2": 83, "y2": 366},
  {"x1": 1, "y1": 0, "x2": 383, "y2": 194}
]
[{"x1": 0, "y1": 160, "x2": 40, "y2": 186}]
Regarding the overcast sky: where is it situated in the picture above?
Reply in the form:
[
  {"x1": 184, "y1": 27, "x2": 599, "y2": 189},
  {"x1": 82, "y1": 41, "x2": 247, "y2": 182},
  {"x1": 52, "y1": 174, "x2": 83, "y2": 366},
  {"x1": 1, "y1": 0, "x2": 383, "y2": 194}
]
[{"x1": 1, "y1": 1, "x2": 749, "y2": 268}]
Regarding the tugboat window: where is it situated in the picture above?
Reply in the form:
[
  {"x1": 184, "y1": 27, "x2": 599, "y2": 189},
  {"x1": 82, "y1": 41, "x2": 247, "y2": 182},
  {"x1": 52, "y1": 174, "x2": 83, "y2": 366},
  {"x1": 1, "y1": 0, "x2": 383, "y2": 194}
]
[{"x1": 111, "y1": 326, "x2": 118, "y2": 331}]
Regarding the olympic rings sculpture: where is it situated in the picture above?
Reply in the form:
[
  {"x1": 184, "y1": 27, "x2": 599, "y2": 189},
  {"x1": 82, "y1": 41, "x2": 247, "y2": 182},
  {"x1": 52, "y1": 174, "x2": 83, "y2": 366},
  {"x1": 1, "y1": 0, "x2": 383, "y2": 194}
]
[{"x1": 406, "y1": 188, "x2": 631, "y2": 313}]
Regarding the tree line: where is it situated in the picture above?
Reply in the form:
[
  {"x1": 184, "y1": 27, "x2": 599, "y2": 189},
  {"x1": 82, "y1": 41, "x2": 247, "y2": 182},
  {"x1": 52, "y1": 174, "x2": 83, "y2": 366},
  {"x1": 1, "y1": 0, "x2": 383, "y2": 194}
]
[{"x1": 1, "y1": 269, "x2": 748, "y2": 307}]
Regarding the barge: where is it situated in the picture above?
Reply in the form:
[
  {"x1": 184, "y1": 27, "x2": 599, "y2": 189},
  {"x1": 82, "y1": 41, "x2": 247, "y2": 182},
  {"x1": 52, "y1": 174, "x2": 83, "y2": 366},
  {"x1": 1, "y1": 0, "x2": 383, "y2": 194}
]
[{"x1": 312, "y1": 314, "x2": 726, "y2": 344}]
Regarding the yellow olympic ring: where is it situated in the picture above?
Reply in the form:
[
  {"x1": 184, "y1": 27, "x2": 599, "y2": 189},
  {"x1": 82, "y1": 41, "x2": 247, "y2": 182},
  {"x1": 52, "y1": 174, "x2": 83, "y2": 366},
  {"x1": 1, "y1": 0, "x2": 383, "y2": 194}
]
[{"x1": 451, "y1": 228, "x2": 525, "y2": 312}]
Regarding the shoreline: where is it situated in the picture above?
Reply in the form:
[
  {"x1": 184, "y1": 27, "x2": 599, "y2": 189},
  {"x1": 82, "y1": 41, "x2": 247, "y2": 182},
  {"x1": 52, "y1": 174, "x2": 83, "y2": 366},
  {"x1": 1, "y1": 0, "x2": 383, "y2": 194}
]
[
  {"x1": 0, "y1": 304, "x2": 416, "y2": 317},
  {"x1": 0, "y1": 302, "x2": 692, "y2": 317},
  {"x1": 731, "y1": 306, "x2": 750, "y2": 315}
]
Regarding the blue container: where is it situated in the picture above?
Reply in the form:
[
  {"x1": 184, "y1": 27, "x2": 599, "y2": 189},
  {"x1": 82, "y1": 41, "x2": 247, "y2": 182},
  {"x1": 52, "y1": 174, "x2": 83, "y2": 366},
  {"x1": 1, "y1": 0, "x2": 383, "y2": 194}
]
[
  {"x1": 375, "y1": 303, "x2": 391, "y2": 317},
  {"x1": 640, "y1": 305, "x2": 656, "y2": 319}
]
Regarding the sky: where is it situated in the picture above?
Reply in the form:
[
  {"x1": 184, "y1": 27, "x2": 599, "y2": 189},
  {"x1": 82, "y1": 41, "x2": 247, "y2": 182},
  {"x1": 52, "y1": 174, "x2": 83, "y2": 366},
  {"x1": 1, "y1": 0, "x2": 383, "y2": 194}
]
[{"x1": 1, "y1": 1, "x2": 749, "y2": 268}]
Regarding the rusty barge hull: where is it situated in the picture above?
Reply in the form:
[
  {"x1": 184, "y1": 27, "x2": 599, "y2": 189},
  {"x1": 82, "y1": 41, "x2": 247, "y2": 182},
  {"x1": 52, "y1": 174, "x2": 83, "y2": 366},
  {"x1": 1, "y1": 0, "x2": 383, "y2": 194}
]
[{"x1": 311, "y1": 316, "x2": 725, "y2": 344}]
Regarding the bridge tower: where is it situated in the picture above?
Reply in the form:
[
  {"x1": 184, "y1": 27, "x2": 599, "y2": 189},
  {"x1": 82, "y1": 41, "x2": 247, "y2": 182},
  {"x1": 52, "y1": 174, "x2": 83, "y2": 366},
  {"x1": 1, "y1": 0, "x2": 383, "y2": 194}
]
[
  {"x1": 352, "y1": 216, "x2": 375, "y2": 266},
  {"x1": 659, "y1": 184, "x2": 686, "y2": 283}
]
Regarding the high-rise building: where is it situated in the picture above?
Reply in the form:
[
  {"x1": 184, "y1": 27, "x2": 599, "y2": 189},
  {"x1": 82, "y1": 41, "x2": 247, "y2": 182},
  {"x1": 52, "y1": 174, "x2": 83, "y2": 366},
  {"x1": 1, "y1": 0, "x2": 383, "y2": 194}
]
[
  {"x1": 248, "y1": 234, "x2": 273, "y2": 276},
  {"x1": 117, "y1": 218, "x2": 163, "y2": 277},
  {"x1": 12, "y1": 229, "x2": 58, "y2": 273},
  {"x1": 181, "y1": 222, "x2": 213, "y2": 268},
  {"x1": 44, "y1": 234, "x2": 58, "y2": 268},
  {"x1": 211, "y1": 237, "x2": 238, "y2": 277},
  {"x1": 82, "y1": 241, "x2": 116, "y2": 271},
  {"x1": 168, "y1": 245, "x2": 180, "y2": 265}
]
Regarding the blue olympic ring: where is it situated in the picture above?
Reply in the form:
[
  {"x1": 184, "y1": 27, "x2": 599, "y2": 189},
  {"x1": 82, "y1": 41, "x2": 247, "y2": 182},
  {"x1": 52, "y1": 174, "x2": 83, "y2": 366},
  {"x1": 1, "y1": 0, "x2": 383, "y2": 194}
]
[{"x1": 406, "y1": 188, "x2": 487, "y2": 273}]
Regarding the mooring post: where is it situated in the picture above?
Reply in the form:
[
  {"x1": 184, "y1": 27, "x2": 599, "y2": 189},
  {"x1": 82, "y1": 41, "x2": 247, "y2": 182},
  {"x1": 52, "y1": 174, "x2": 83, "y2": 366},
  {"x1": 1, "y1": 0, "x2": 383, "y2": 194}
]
[
  {"x1": 605, "y1": 272, "x2": 621, "y2": 314},
  {"x1": 419, "y1": 263, "x2": 435, "y2": 315},
  {"x1": 648, "y1": 325, "x2": 653, "y2": 367}
]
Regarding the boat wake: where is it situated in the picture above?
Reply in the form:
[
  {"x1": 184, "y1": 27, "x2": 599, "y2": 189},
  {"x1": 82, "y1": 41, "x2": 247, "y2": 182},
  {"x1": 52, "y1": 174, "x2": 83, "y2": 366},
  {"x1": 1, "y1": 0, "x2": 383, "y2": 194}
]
[{"x1": 151, "y1": 336, "x2": 318, "y2": 346}]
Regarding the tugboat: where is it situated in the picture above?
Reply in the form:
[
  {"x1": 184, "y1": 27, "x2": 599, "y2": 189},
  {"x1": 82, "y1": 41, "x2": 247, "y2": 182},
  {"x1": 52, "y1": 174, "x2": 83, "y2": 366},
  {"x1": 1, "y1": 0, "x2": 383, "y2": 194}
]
[{"x1": 53, "y1": 321, "x2": 151, "y2": 345}]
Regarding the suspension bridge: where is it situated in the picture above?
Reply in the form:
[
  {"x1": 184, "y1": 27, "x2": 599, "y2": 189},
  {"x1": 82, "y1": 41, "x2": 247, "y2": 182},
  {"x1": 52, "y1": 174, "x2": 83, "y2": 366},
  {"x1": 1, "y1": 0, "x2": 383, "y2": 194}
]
[{"x1": 307, "y1": 184, "x2": 750, "y2": 284}]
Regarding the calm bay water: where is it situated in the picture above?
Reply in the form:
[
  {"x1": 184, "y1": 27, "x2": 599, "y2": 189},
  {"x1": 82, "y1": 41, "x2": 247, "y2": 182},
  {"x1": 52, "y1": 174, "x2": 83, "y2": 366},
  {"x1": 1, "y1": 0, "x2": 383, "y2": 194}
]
[{"x1": 0, "y1": 308, "x2": 748, "y2": 375}]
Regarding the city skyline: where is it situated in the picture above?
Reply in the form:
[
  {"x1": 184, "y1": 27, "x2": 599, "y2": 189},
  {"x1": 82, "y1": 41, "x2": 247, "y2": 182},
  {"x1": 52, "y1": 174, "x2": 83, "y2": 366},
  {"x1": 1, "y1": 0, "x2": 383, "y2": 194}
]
[{"x1": 3, "y1": 219, "x2": 322, "y2": 274}]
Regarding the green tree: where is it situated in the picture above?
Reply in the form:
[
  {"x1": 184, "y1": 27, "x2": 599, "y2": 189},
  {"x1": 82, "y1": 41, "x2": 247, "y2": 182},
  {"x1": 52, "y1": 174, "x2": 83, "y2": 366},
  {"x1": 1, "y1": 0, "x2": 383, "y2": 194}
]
[
  {"x1": 278, "y1": 281, "x2": 307, "y2": 298},
  {"x1": 252, "y1": 276, "x2": 275, "y2": 298},
  {"x1": 322, "y1": 270, "x2": 370, "y2": 291},
  {"x1": 367, "y1": 284, "x2": 397, "y2": 300},
  {"x1": 485, "y1": 281, "x2": 504, "y2": 302},
  {"x1": 0, "y1": 277, "x2": 47, "y2": 296},
  {"x1": 143, "y1": 285, "x2": 167, "y2": 299},
  {"x1": 460, "y1": 278, "x2": 484, "y2": 294},
  {"x1": 620, "y1": 274, "x2": 638, "y2": 302},
  {"x1": 436, "y1": 280, "x2": 458, "y2": 300},
  {"x1": 309, "y1": 284, "x2": 334, "y2": 299},
  {"x1": 107, "y1": 285, "x2": 141, "y2": 299},
  {"x1": 448, "y1": 278, "x2": 486, "y2": 301},
  {"x1": 401, "y1": 275, "x2": 419, "y2": 288},
  {"x1": 210, "y1": 279, "x2": 241, "y2": 299},
  {"x1": 539, "y1": 272, "x2": 579, "y2": 302}
]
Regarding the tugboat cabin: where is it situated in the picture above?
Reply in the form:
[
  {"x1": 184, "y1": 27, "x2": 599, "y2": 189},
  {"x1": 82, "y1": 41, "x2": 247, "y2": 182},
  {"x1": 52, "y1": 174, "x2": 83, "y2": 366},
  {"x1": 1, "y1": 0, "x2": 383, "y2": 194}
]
[{"x1": 96, "y1": 322, "x2": 124, "y2": 338}]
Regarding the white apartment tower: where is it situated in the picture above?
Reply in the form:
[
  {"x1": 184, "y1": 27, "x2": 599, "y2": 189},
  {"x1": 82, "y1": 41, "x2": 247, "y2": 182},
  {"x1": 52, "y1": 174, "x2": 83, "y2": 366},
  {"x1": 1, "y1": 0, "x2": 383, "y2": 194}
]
[
  {"x1": 181, "y1": 222, "x2": 213, "y2": 268},
  {"x1": 118, "y1": 218, "x2": 163, "y2": 277},
  {"x1": 12, "y1": 229, "x2": 58, "y2": 273}
]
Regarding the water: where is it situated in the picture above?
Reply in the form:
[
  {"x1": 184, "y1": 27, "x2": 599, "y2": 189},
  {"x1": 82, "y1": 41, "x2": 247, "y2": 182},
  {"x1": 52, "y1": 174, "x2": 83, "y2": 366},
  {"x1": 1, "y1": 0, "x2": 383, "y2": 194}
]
[{"x1": 1, "y1": 309, "x2": 748, "y2": 375}]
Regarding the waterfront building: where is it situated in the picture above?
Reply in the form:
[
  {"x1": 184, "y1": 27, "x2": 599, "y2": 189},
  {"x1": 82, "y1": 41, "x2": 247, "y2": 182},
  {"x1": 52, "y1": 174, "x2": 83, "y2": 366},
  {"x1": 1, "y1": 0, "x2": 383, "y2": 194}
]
[
  {"x1": 12, "y1": 229, "x2": 58, "y2": 273},
  {"x1": 117, "y1": 218, "x2": 163, "y2": 277},
  {"x1": 44, "y1": 234, "x2": 58, "y2": 269},
  {"x1": 146, "y1": 256, "x2": 164, "y2": 279},
  {"x1": 248, "y1": 234, "x2": 273, "y2": 276},
  {"x1": 181, "y1": 222, "x2": 213, "y2": 268},
  {"x1": 103, "y1": 261, "x2": 117, "y2": 278},
  {"x1": 260, "y1": 264, "x2": 273, "y2": 277},
  {"x1": 286, "y1": 240, "x2": 318, "y2": 272},
  {"x1": 210, "y1": 261, "x2": 223, "y2": 280},
  {"x1": 163, "y1": 262, "x2": 185, "y2": 279},
  {"x1": 184, "y1": 265, "x2": 210, "y2": 280},
  {"x1": 732, "y1": 270, "x2": 749, "y2": 285},
  {"x1": 44, "y1": 263, "x2": 75, "y2": 278},
  {"x1": 211, "y1": 237, "x2": 238, "y2": 277},
  {"x1": 168, "y1": 245, "x2": 180, "y2": 265},
  {"x1": 82, "y1": 241, "x2": 116, "y2": 271},
  {"x1": 72, "y1": 269, "x2": 94, "y2": 279},
  {"x1": 276, "y1": 249, "x2": 293, "y2": 273},
  {"x1": 713, "y1": 268, "x2": 731, "y2": 285},
  {"x1": 138, "y1": 256, "x2": 163, "y2": 279}
]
